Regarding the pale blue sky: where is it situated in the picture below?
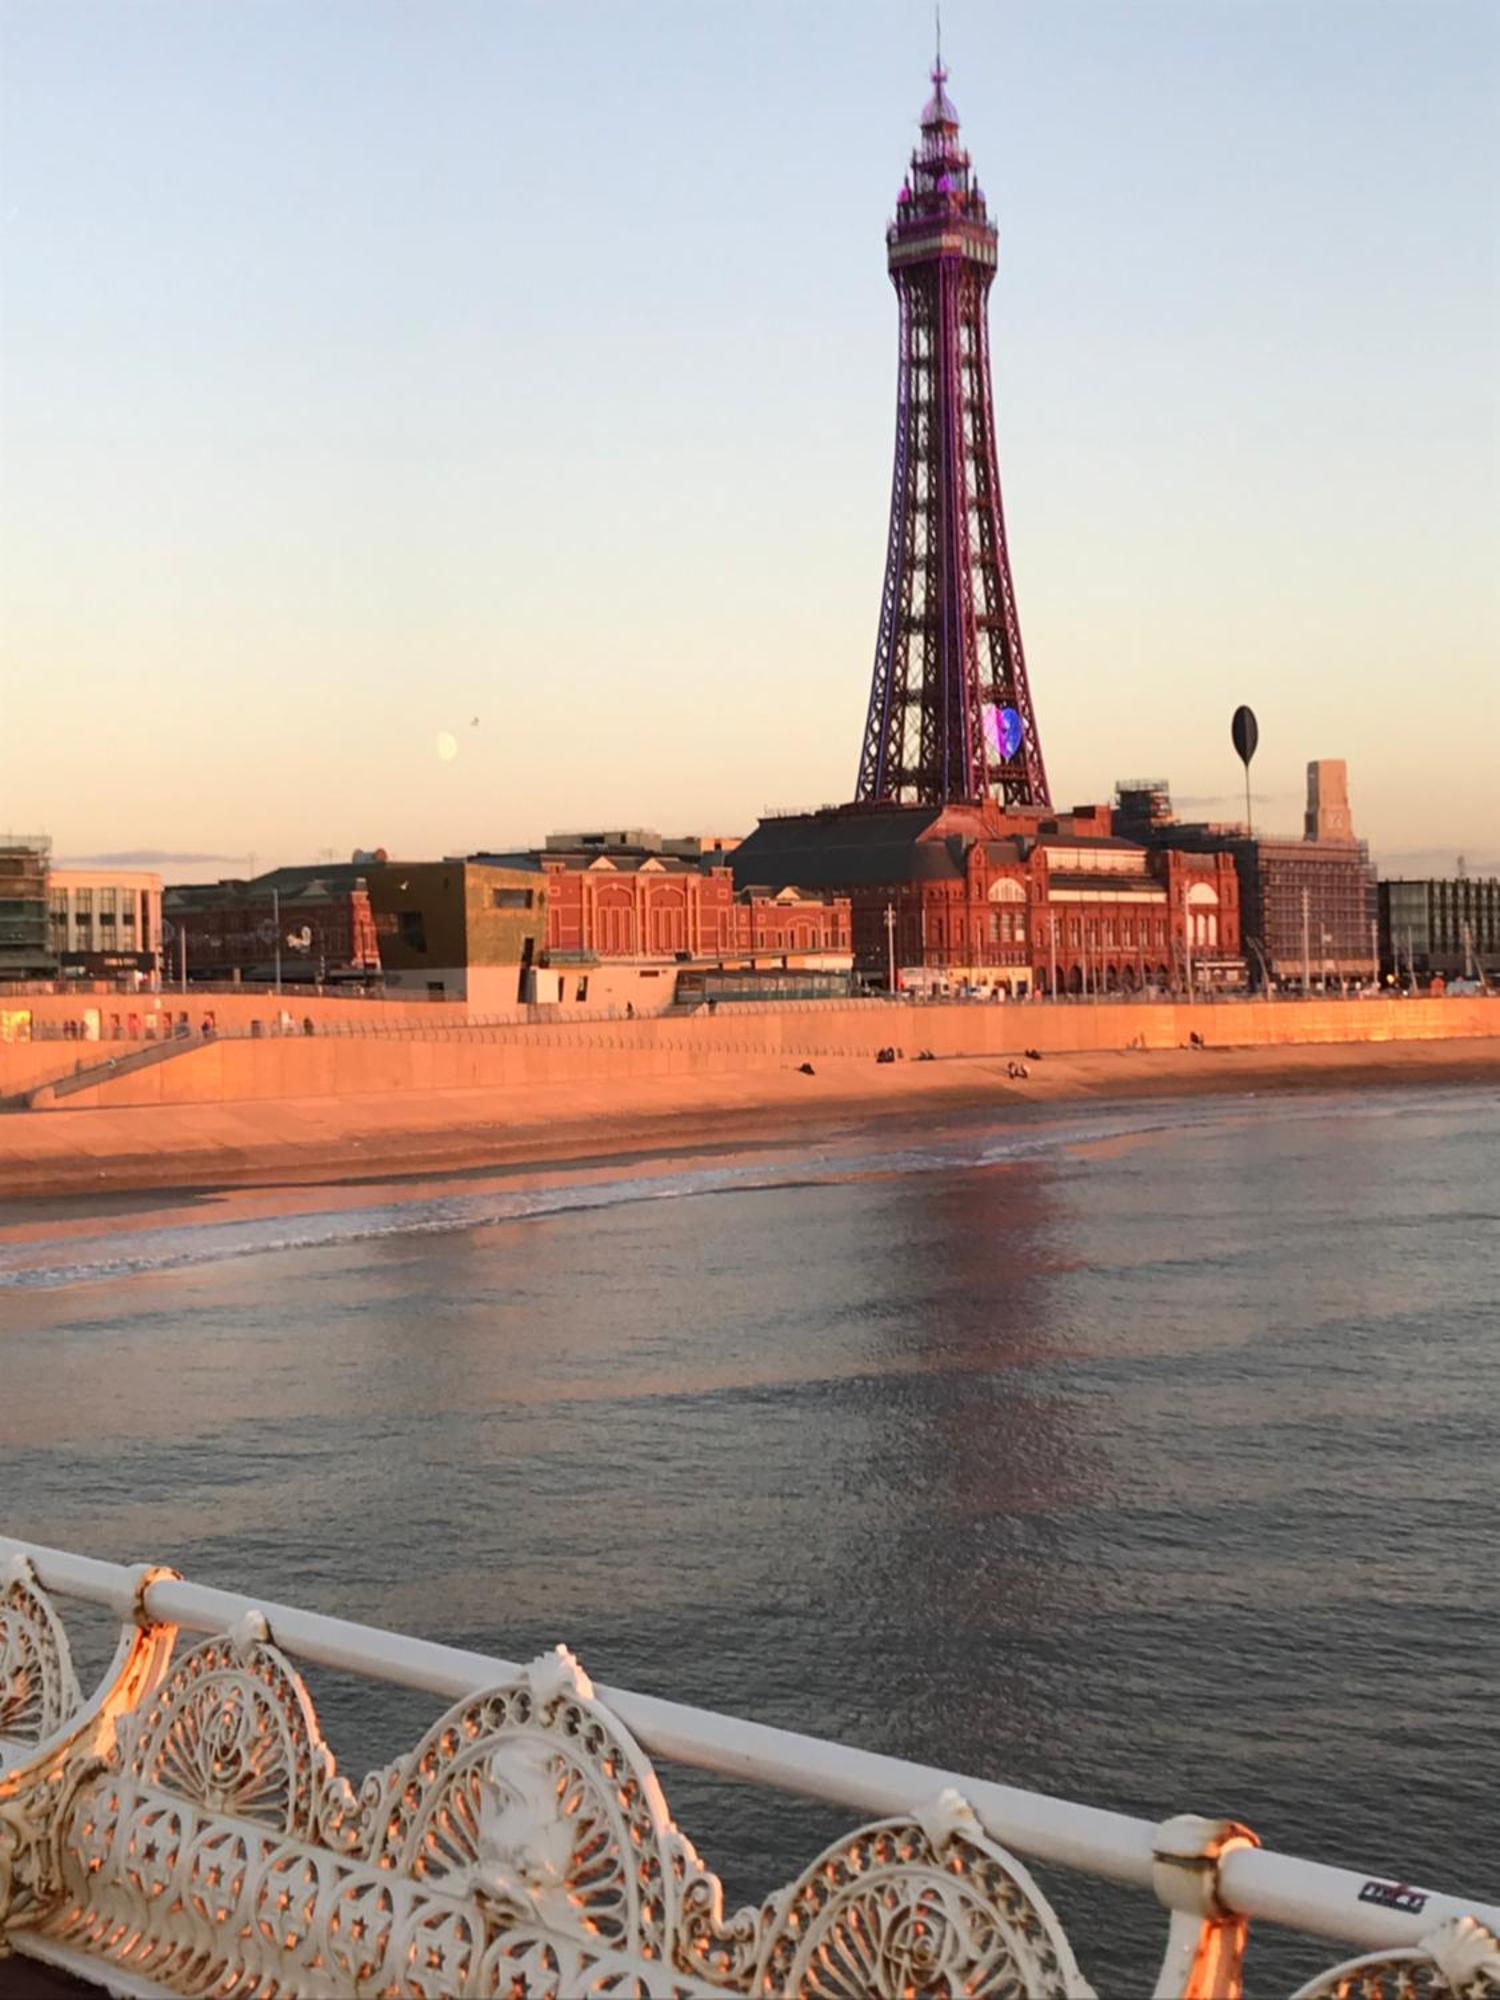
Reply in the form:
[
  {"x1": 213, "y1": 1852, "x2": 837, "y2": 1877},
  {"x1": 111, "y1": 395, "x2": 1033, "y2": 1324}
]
[{"x1": 2, "y1": 0, "x2": 1496, "y2": 878}]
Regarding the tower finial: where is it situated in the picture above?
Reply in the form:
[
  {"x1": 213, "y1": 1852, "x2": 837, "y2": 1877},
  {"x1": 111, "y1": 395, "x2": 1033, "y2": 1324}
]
[{"x1": 935, "y1": 0, "x2": 943, "y2": 75}]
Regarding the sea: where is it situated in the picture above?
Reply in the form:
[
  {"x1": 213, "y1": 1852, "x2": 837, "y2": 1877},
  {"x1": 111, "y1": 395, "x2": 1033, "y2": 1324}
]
[{"x1": 2, "y1": 1080, "x2": 1496, "y2": 1991}]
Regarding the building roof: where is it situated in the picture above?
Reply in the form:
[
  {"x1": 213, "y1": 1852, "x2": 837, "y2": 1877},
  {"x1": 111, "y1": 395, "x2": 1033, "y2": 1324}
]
[
  {"x1": 1038, "y1": 834, "x2": 1143, "y2": 853},
  {"x1": 453, "y1": 852, "x2": 546, "y2": 875},
  {"x1": 731, "y1": 805, "x2": 961, "y2": 889},
  {"x1": 249, "y1": 863, "x2": 370, "y2": 891},
  {"x1": 165, "y1": 874, "x2": 360, "y2": 910}
]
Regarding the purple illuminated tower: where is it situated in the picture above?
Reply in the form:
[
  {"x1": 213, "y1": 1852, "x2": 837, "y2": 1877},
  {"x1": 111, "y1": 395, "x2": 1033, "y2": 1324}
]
[{"x1": 855, "y1": 58, "x2": 1050, "y2": 808}]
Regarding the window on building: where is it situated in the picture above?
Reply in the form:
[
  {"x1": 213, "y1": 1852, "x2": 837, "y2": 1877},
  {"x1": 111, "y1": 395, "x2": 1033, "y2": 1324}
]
[
  {"x1": 492, "y1": 888, "x2": 534, "y2": 910},
  {"x1": 398, "y1": 911, "x2": 428, "y2": 952},
  {"x1": 75, "y1": 890, "x2": 93, "y2": 918}
]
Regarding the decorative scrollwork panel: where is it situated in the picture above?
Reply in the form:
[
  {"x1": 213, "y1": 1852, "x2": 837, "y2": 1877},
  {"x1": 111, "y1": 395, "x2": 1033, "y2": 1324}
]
[
  {"x1": 758, "y1": 1791, "x2": 1093, "y2": 1999},
  {"x1": 0, "y1": 1557, "x2": 82, "y2": 1753},
  {"x1": 365, "y1": 1644, "x2": 686, "y2": 1963},
  {"x1": 1289, "y1": 1919, "x2": 1500, "y2": 2000},
  {"x1": 116, "y1": 1613, "x2": 359, "y2": 1843}
]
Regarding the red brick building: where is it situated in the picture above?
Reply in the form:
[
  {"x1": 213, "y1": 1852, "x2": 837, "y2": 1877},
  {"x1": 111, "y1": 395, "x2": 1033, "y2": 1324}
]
[
  {"x1": 732, "y1": 801, "x2": 1241, "y2": 995},
  {"x1": 538, "y1": 850, "x2": 850, "y2": 963},
  {"x1": 163, "y1": 867, "x2": 381, "y2": 984}
]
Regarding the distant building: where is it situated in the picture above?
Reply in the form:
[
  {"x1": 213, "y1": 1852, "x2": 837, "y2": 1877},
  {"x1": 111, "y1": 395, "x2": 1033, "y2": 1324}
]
[
  {"x1": 1305, "y1": 759, "x2": 1354, "y2": 843},
  {"x1": 0, "y1": 835, "x2": 55, "y2": 980},
  {"x1": 731, "y1": 801, "x2": 1240, "y2": 995},
  {"x1": 165, "y1": 866, "x2": 381, "y2": 986},
  {"x1": 364, "y1": 857, "x2": 545, "y2": 1007},
  {"x1": 1380, "y1": 877, "x2": 1499, "y2": 984},
  {"x1": 1116, "y1": 760, "x2": 1377, "y2": 989},
  {"x1": 361, "y1": 835, "x2": 848, "y2": 1012},
  {"x1": 486, "y1": 831, "x2": 851, "y2": 1010},
  {"x1": 1246, "y1": 835, "x2": 1378, "y2": 987},
  {"x1": 49, "y1": 867, "x2": 163, "y2": 979},
  {"x1": 543, "y1": 829, "x2": 743, "y2": 862}
]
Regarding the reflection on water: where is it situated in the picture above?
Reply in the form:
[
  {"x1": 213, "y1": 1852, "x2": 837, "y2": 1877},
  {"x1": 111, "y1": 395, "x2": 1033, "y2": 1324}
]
[{"x1": 3, "y1": 1084, "x2": 1497, "y2": 1988}]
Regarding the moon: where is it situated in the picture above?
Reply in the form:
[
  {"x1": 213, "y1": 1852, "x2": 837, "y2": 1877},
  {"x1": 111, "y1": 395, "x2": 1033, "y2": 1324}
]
[{"x1": 436, "y1": 731, "x2": 458, "y2": 763}]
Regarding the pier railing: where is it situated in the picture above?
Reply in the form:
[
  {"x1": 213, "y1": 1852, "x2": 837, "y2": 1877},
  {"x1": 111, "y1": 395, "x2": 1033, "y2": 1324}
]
[{"x1": 1, "y1": 1539, "x2": 1495, "y2": 1999}]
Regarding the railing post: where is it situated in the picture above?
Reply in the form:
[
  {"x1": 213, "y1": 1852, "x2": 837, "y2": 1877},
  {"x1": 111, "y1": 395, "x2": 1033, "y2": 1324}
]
[{"x1": 1150, "y1": 1813, "x2": 1260, "y2": 1999}]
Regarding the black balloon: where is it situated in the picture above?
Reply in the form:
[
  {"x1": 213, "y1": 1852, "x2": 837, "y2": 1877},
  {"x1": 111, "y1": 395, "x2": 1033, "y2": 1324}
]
[{"x1": 1231, "y1": 704, "x2": 1259, "y2": 767}]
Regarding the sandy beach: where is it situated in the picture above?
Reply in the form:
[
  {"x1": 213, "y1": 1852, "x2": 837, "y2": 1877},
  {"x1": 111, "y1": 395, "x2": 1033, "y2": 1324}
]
[{"x1": 2, "y1": 1035, "x2": 1496, "y2": 1209}]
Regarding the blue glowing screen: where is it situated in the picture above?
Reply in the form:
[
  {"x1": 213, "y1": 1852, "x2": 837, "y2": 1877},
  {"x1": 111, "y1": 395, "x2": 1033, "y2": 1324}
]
[{"x1": 986, "y1": 705, "x2": 1024, "y2": 760}]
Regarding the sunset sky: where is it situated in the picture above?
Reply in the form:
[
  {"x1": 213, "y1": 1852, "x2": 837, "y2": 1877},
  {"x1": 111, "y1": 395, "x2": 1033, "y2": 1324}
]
[{"x1": 2, "y1": 0, "x2": 1496, "y2": 880}]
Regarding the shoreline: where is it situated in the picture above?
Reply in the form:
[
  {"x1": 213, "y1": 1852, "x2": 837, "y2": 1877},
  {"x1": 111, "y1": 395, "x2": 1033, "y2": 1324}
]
[{"x1": 2, "y1": 1037, "x2": 1497, "y2": 1212}]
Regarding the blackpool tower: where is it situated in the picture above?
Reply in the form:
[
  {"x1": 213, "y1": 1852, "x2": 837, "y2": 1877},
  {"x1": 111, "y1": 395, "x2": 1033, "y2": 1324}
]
[{"x1": 854, "y1": 57, "x2": 1050, "y2": 809}]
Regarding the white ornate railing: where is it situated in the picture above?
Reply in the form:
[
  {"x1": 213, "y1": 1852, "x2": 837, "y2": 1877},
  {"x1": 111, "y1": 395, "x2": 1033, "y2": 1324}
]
[{"x1": 1, "y1": 1538, "x2": 1495, "y2": 1999}]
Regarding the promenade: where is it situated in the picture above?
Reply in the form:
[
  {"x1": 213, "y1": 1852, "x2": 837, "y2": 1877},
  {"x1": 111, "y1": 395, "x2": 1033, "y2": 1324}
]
[{"x1": 2, "y1": 995, "x2": 1497, "y2": 1198}]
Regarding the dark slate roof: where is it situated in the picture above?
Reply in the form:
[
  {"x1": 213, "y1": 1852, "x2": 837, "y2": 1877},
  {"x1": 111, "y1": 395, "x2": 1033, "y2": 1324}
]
[
  {"x1": 459, "y1": 851, "x2": 547, "y2": 874},
  {"x1": 730, "y1": 806, "x2": 965, "y2": 889},
  {"x1": 1037, "y1": 833, "x2": 1143, "y2": 852},
  {"x1": 250, "y1": 863, "x2": 370, "y2": 890},
  {"x1": 165, "y1": 872, "x2": 364, "y2": 908}
]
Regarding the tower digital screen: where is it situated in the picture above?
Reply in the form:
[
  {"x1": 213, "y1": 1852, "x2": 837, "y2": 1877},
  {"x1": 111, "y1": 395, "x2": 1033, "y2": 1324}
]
[{"x1": 985, "y1": 704, "x2": 1024, "y2": 761}]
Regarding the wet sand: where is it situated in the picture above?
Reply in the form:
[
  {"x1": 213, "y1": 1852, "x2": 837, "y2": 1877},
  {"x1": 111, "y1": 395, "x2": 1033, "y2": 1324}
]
[{"x1": 2, "y1": 1036, "x2": 1497, "y2": 1212}]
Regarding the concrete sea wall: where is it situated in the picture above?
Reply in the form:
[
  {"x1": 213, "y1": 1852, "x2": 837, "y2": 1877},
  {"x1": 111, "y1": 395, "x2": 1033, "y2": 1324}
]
[{"x1": 22, "y1": 995, "x2": 1500, "y2": 1111}]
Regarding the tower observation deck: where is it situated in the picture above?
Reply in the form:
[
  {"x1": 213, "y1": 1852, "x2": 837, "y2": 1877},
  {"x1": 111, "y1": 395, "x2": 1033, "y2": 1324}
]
[{"x1": 855, "y1": 58, "x2": 1050, "y2": 808}]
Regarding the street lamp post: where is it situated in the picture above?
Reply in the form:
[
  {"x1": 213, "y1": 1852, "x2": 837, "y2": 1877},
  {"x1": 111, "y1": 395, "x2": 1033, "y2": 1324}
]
[
  {"x1": 1301, "y1": 888, "x2": 1311, "y2": 996},
  {"x1": 884, "y1": 903, "x2": 897, "y2": 995},
  {"x1": 1246, "y1": 935, "x2": 1271, "y2": 994},
  {"x1": 1183, "y1": 881, "x2": 1195, "y2": 1004},
  {"x1": 272, "y1": 888, "x2": 282, "y2": 997}
]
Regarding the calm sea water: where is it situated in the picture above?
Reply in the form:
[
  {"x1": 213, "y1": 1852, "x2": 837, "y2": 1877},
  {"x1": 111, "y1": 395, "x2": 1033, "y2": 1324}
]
[{"x1": 3, "y1": 1083, "x2": 1496, "y2": 1989}]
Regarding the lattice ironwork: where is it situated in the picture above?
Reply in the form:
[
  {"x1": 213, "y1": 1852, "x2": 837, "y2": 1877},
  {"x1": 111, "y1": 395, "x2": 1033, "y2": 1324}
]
[
  {"x1": 0, "y1": 1557, "x2": 82, "y2": 1754},
  {"x1": 0, "y1": 1555, "x2": 1495, "y2": 2000},
  {"x1": 856, "y1": 57, "x2": 1050, "y2": 809}
]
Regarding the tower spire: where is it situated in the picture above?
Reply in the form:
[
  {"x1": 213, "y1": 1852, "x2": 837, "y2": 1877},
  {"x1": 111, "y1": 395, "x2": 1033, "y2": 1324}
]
[{"x1": 854, "y1": 46, "x2": 1050, "y2": 808}]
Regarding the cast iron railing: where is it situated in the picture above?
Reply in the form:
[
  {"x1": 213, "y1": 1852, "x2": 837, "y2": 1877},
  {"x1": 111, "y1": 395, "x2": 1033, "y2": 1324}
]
[{"x1": 0, "y1": 1538, "x2": 1494, "y2": 1998}]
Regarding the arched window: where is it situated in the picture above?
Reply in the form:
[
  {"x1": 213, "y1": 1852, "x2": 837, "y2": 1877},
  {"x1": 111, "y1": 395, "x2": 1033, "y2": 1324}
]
[{"x1": 1187, "y1": 881, "x2": 1220, "y2": 952}]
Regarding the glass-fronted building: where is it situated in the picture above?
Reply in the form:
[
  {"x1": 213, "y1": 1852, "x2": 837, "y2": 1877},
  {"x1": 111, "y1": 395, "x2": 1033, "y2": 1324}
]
[{"x1": 1379, "y1": 878, "x2": 1499, "y2": 983}]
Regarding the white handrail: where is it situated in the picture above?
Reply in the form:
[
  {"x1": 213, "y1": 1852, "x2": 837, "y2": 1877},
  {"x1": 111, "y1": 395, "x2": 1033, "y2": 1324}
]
[{"x1": 3, "y1": 1534, "x2": 1492, "y2": 1956}]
